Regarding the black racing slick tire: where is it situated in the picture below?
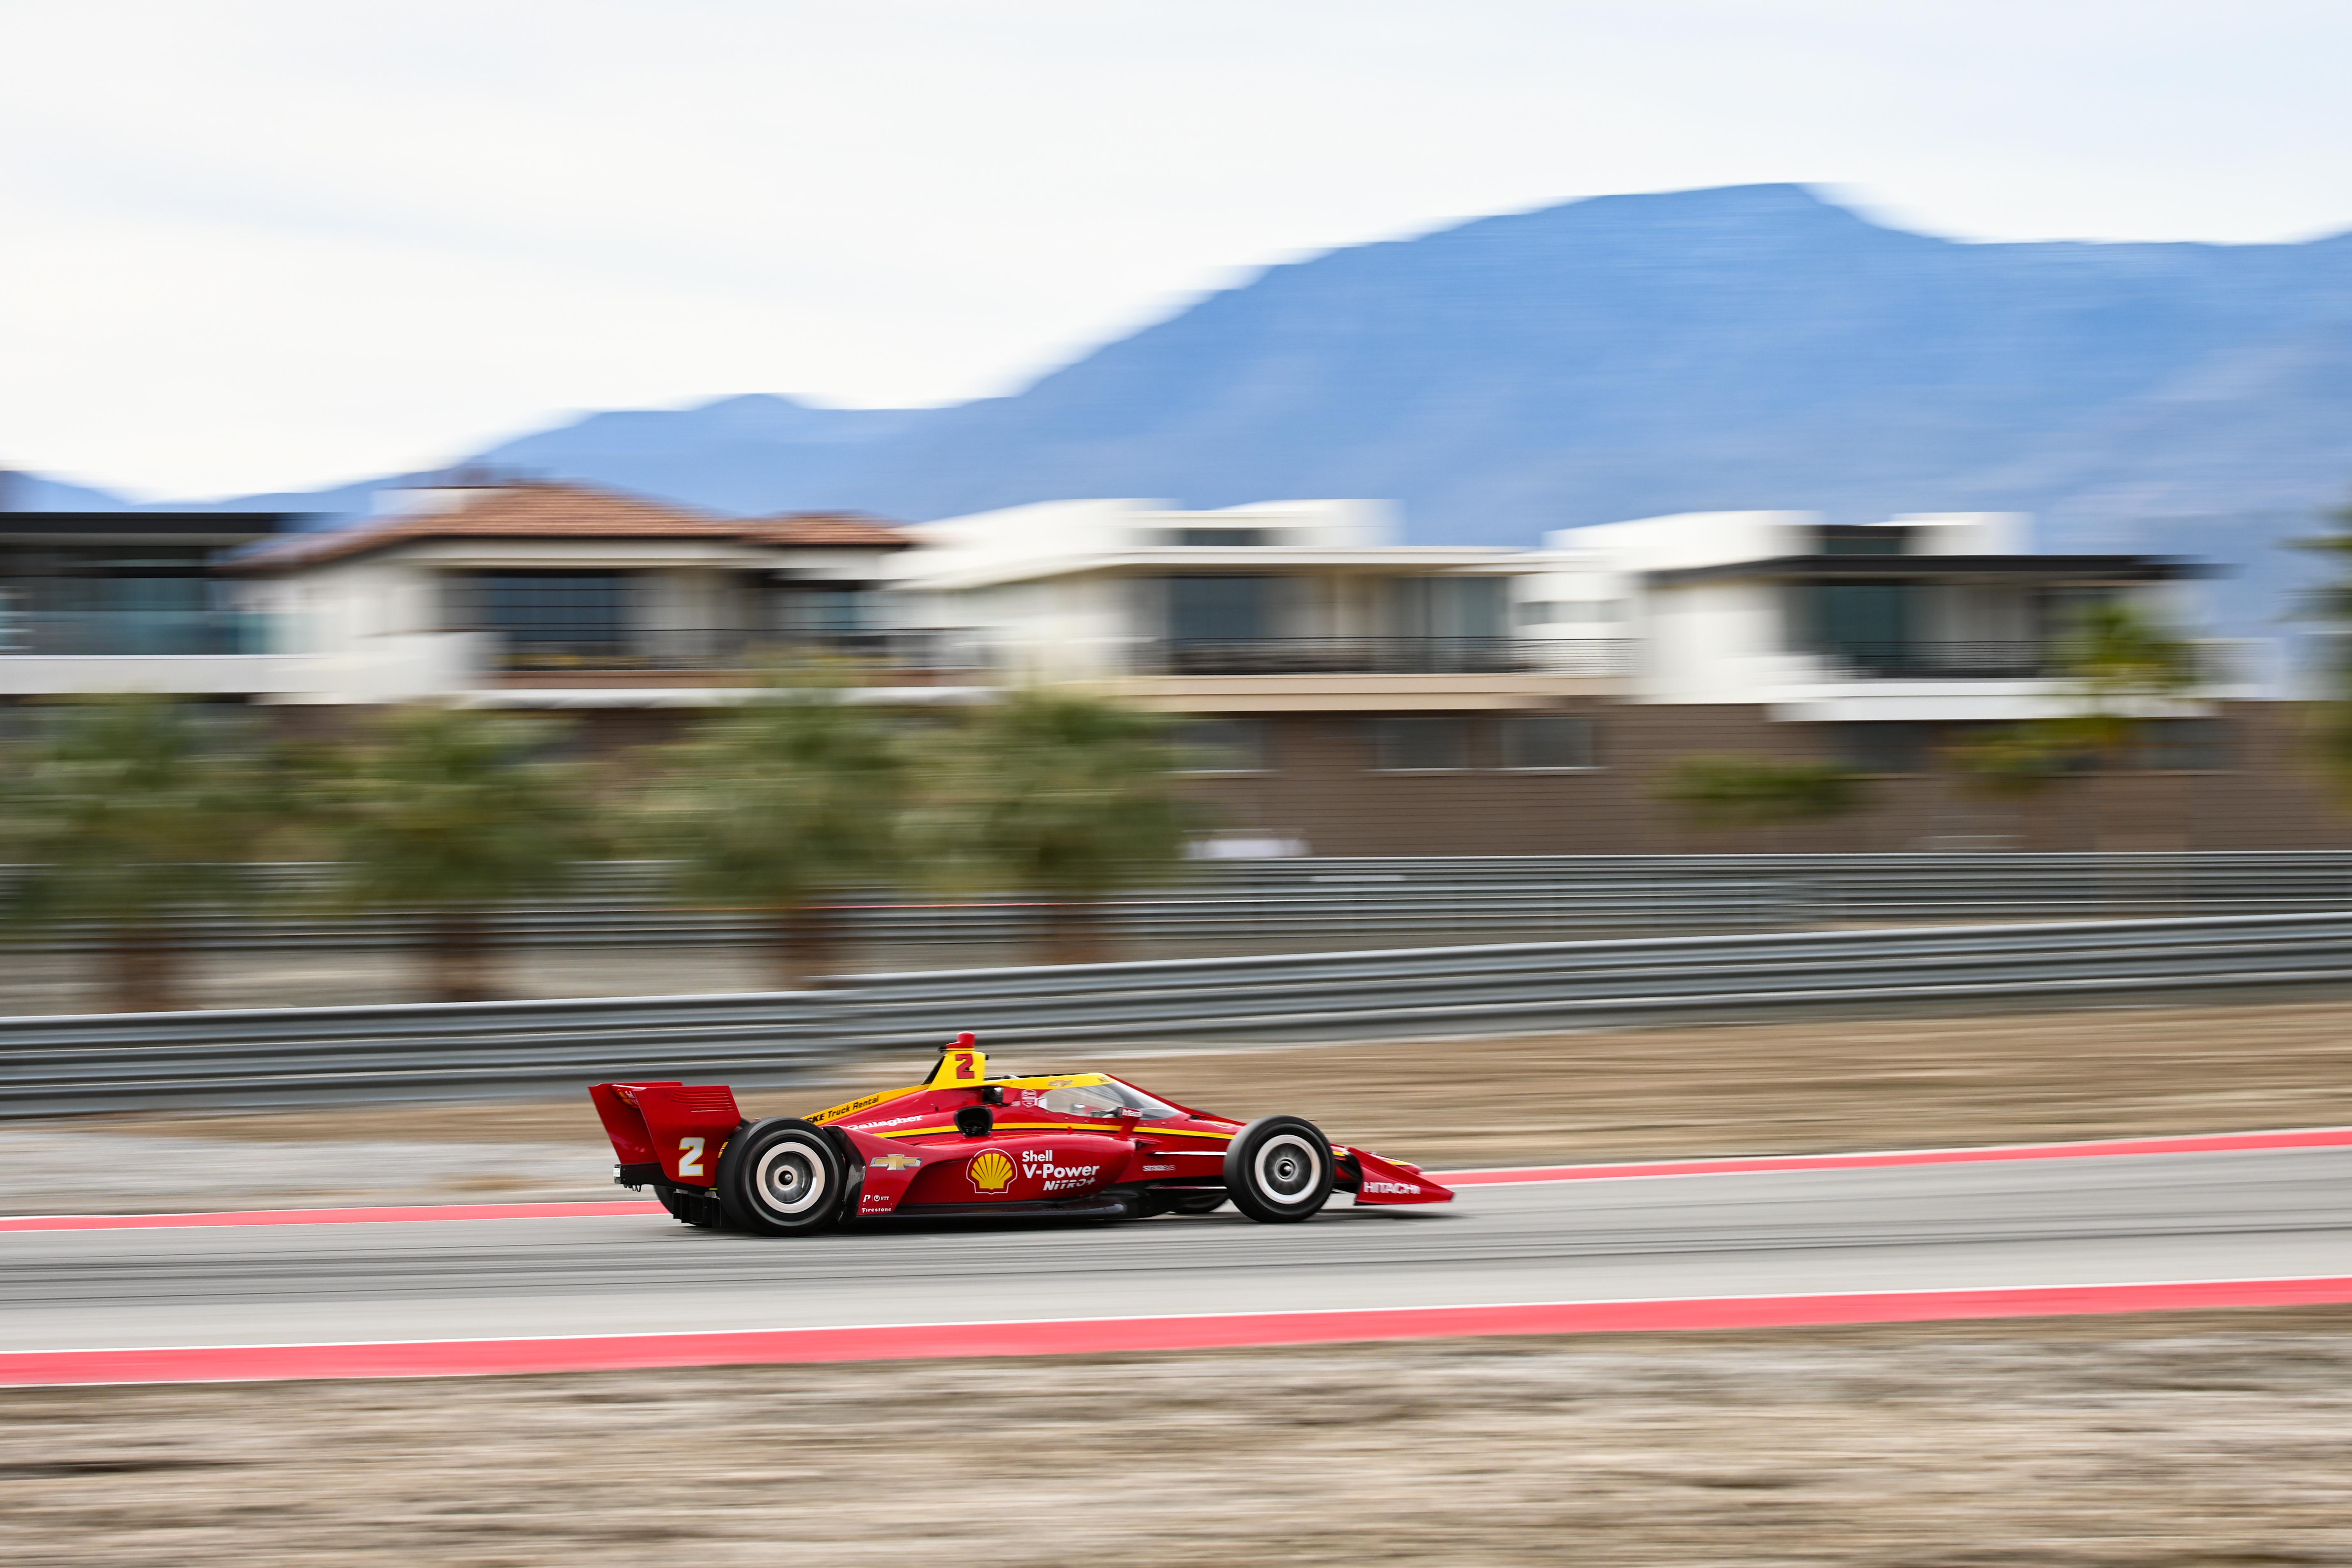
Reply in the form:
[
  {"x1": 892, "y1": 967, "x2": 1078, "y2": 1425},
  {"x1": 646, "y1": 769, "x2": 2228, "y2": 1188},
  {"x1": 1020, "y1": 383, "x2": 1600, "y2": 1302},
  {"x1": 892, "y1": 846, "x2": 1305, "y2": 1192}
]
[
  {"x1": 716, "y1": 1118, "x2": 847, "y2": 1236},
  {"x1": 1224, "y1": 1115, "x2": 1335, "y2": 1224}
]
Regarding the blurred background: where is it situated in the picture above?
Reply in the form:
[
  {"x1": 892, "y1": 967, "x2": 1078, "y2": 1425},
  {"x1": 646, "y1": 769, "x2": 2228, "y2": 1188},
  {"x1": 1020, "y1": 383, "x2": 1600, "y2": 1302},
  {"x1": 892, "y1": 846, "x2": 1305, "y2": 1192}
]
[{"x1": 9, "y1": 4, "x2": 2352, "y2": 1565}]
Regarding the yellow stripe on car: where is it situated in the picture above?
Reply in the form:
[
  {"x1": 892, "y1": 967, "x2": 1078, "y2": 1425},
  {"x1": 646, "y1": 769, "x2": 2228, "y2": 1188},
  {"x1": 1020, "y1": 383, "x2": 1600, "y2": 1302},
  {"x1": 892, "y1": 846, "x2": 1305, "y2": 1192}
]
[{"x1": 869, "y1": 1121, "x2": 1236, "y2": 1142}]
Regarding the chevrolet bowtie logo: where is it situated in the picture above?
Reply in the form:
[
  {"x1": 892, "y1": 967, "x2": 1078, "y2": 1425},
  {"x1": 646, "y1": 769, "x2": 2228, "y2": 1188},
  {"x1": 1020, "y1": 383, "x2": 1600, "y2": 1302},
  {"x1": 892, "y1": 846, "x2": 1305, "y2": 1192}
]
[{"x1": 871, "y1": 1152, "x2": 922, "y2": 1172}]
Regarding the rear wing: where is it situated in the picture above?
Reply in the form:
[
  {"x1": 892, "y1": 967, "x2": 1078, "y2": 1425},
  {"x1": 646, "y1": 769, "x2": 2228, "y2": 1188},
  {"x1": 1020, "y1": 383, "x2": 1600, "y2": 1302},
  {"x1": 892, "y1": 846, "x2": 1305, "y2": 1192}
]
[{"x1": 591, "y1": 1081, "x2": 744, "y2": 1188}]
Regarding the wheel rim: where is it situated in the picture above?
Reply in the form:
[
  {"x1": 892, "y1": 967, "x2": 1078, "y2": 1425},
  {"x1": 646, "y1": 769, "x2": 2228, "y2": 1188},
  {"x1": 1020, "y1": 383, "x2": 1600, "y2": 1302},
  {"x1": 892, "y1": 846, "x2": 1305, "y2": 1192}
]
[
  {"x1": 1254, "y1": 1132, "x2": 1321, "y2": 1205},
  {"x1": 754, "y1": 1142, "x2": 828, "y2": 1218}
]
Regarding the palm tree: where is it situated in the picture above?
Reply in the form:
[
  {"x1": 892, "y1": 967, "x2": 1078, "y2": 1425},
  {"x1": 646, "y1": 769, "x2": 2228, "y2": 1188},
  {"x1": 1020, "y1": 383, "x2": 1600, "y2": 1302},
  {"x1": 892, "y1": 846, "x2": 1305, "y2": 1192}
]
[
  {"x1": 2048, "y1": 597, "x2": 2201, "y2": 757},
  {"x1": 311, "y1": 706, "x2": 596, "y2": 1003},
  {"x1": 1658, "y1": 755, "x2": 1868, "y2": 842},
  {"x1": 637, "y1": 683, "x2": 908, "y2": 988},
  {"x1": 911, "y1": 691, "x2": 1193, "y2": 966},
  {"x1": 2291, "y1": 498, "x2": 2352, "y2": 804},
  {"x1": 0, "y1": 697, "x2": 271, "y2": 1012},
  {"x1": 1947, "y1": 598, "x2": 2201, "y2": 845}
]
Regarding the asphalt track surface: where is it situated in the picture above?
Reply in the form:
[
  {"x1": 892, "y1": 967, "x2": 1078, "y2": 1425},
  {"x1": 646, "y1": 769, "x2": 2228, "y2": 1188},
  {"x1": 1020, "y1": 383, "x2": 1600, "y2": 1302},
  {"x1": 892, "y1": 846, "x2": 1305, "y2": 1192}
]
[{"x1": 5, "y1": 1133, "x2": 2352, "y2": 1384}]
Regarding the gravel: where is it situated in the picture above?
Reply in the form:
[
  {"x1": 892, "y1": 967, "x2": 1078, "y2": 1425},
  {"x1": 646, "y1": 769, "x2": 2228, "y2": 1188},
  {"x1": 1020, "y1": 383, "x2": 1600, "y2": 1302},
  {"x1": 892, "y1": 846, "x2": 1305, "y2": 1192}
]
[{"x1": 8, "y1": 1315, "x2": 2352, "y2": 1566}]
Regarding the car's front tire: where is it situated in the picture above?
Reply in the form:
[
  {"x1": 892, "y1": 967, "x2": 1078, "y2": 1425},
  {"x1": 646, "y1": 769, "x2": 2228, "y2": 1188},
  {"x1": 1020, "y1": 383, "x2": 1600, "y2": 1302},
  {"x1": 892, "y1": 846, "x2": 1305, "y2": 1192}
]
[
  {"x1": 716, "y1": 1118, "x2": 847, "y2": 1235},
  {"x1": 1224, "y1": 1115, "x2": 1334, "y2": 1223}
]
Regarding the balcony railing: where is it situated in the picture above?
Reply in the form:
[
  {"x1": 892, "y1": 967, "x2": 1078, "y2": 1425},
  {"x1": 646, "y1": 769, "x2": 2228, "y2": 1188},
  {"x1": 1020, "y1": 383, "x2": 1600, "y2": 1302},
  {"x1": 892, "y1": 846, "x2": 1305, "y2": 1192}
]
[
  {"x1": 0, "y1": 611, "x2": 275, "y2": 657},
  {"x1": 1132, "y1": 637, "x2": 1629, "y2": 676},
  {"x1": 486, "y1": 628, "x2": 944, "y2": 673},
  {"x1": 1815, "y1": 641, "x2": 2050, "y2": 679}
]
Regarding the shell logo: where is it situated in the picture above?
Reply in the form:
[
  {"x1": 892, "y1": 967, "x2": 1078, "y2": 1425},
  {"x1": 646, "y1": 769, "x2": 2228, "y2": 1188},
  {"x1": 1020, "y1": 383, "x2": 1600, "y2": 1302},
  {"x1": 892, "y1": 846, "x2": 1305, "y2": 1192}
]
[{"x1": 966, "y1": 1149, "x2": 1017, "y2": 1193}]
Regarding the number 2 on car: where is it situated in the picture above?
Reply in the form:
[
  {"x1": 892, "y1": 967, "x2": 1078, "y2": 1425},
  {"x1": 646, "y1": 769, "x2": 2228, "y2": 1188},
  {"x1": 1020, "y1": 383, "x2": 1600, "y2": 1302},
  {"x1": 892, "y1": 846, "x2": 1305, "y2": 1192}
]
[{"x1": 677, "y1": 1136, "x2": 705, "y2": 1177}]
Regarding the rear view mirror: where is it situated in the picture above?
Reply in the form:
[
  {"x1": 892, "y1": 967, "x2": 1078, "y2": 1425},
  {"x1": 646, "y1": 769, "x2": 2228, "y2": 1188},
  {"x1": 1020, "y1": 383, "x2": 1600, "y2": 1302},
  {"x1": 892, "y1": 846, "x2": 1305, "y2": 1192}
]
[{"x1": 954, "y1": 1105, "x2": 994, "y2": 1138}]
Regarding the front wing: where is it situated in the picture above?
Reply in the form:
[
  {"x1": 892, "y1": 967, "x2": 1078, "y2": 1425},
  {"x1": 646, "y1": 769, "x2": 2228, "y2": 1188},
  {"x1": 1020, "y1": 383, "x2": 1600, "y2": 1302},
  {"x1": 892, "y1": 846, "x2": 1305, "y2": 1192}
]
[{"x1": 1343, "y1": 1146, "x2": 1454, "y2": 1205}]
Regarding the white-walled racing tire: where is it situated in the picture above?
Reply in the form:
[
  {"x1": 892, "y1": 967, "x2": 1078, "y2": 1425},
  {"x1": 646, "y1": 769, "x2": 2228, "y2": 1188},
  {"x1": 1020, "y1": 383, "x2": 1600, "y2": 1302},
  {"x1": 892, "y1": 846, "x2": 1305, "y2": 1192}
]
[
  {"x1": 716, "y1": 1119, "x2": 846, "y2": 1236},
  {"x1": 1223, "y1": 1115, "x2": 1334, "y2": 1224}
]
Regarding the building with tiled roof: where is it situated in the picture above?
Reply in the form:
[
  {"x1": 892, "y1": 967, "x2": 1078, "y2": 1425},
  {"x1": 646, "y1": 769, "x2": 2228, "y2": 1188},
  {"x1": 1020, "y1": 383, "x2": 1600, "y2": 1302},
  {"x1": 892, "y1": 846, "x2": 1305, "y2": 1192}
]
[
  {"x1": 238, "y1": 481, "x2": 906, "y2": 569},
  {"x1": 235, "y1": 481, "x2": 937, "y2": 710}
]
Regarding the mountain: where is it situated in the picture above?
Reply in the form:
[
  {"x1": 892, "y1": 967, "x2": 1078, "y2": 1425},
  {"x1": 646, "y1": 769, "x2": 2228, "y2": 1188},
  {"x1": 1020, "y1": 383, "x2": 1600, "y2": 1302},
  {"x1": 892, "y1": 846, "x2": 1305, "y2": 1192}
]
[
  {"x1": 2, "y1": 473, "x2": 138, "y2": 510},
  {"x1": 472, "y1": 394, "x2": 927, "y2": 514},
  {"x1": 821, "y1": 185, "x2": 2352, "y2": 556},
  {"x1": 19, "y1": 183, "x2": 2352, "y2": 632},
  {"x1": 11, "y1": 394, "x2": 938, "y2": 529}
]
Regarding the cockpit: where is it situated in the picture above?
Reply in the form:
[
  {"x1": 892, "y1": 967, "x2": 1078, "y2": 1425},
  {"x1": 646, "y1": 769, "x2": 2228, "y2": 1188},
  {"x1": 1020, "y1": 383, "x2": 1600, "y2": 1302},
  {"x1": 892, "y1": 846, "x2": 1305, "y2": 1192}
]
[{"x1": 1032, "y1": 1078, "x2": 1184, "y2": 1120}]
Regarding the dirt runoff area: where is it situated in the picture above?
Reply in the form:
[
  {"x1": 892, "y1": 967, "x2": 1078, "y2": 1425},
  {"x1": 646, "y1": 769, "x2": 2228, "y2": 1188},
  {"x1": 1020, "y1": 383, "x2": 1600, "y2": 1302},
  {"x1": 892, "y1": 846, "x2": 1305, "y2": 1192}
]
[
  {"x1": 8, "y1": 1311, "x2": 2352, "y2": 1567},
  {"x1": 18, "y1": 995, "x2": 2352, "y2": 1214}
]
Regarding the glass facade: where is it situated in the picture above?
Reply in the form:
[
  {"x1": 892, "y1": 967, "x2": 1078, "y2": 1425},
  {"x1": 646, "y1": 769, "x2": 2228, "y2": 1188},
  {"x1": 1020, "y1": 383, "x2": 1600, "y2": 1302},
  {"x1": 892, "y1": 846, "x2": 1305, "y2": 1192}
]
[
  {"x1": 1370, "y1": 716, "x2": 1469, "y2": 771},
  {"x1": 1168, "y1": 575, "x2": 1275, "y2": 642},
  {"x1": 1501, "y1": 715, "x2": 1598, "y2": 769},
  {"x1": 0, "y1": 543, "x2": 264, "y2": 655},
  {"x1": 470, "y1": 570, "x2": 631, "y2": 660},
  {"x1": 1172, "y1": 718, "x2": 1271, "y2": 773}
]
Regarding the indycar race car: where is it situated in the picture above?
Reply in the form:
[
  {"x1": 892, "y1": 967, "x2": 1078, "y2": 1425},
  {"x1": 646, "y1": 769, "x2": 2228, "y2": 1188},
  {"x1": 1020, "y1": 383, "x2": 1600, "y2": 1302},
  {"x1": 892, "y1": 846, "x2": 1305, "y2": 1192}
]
[{"x1": 591, "y1": 1033, "x2": 1453, "y2": 1234}]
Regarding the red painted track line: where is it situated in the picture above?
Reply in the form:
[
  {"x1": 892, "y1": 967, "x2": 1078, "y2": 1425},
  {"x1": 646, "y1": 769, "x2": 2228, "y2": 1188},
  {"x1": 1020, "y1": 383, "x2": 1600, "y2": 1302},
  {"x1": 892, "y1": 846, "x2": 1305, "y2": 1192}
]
[
  {"x1": 7, "y1": 1125, "x2": 2348, "y2": 1232},
  {"x1": 6, "y1": 1276, "x2": 2349, "y2": 1387},
  {"x1": 1441, "y1": 1125, "x2": 2352, "y2": 1187},
  {"x1": 0, "y1": 1200, "x2": 665, "y2": 1232}
]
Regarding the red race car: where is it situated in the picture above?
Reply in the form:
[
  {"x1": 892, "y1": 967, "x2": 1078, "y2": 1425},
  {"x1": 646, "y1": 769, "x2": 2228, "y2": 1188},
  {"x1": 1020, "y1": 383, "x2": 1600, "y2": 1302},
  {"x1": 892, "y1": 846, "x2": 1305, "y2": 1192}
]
[{"x1": 592, "y1": 1033, "x2": 1453, "y2": 1234}]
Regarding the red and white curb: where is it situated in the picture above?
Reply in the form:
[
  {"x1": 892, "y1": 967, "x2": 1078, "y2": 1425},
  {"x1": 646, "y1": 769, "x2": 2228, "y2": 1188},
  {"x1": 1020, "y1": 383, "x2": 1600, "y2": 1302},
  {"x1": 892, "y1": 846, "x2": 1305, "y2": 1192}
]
[
  {"x1": 5, "y1": 1276, "x2": 2350, "y2": 1387},
  {"x1": 0, "y1": 1199, "x2": 664, "y2": 1233},
  {"x1": 1441, "y1": 1123, "x2": 2352, "y2": 1186},
  {"x1": 7, "y1": 1123, "x2": 2348, "y2": 1233}
]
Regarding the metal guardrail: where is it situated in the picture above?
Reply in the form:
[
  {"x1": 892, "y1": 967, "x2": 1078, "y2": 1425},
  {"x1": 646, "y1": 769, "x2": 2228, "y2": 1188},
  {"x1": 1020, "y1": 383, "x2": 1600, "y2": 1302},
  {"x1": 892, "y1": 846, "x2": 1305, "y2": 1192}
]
[
  {"x1": 12, "y1": 910, "x2": 2352, "y2": 1114},
  {"x1": 1236, "y1": 854, "x2": 2352, "y2": 921},
  {"x1": 0, "y1": 992, "x2": 835, "y2": 1115},
  {"x1": 16, "y1": 853, "x2": 2352, "y2": 953},
  {"x1": 11, "y1": 884, "x2": 1795, "y2": 952},
  {"x1": 829, "y1": 910, "x2": 2352, "y2": 1048}
]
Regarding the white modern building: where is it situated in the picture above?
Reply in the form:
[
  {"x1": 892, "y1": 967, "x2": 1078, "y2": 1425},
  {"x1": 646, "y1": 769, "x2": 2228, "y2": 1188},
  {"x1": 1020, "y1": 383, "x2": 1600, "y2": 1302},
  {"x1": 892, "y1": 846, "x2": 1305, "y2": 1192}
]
[
  {"x1": 18, "y1": 482, "x2": 2313, "y2": 854},
  {"x1": 1522, "y1": 508, "x2": 2223, "y2": 715},
  {"x1": 892, "y1": 497, "x2": 1625, "y2": 712},
  {"x1": 0, "y1": 506, "x2": 315, "y2": 700}
]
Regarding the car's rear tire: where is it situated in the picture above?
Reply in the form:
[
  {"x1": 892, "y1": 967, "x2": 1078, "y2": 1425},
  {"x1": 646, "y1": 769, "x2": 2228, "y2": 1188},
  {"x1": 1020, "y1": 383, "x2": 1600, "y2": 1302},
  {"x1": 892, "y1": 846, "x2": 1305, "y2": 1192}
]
[
  {"x1": 716, "y1": 1118, "x2": 846, "y2": 1236},
  {"x1": 1224, "y1": 1116, "x2": 1334, "y2": 1224},
  {"x1": 656, "y1": 1185, "x2": 727, "y2": 1229}
]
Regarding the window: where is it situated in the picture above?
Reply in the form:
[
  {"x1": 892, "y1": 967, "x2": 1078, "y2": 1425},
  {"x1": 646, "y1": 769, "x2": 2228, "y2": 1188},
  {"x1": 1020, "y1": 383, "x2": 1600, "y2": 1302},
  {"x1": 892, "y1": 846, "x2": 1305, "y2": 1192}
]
[
  {"x1": 1834, "y1": 722, "x2": 1934, "y2": 774},
  {"x1": 1819, "y1": 526, "x2": 1909, "y2": 556},
  {"x1": 1390, "y1": 576, "x2": 1504, "y2": 638},
  {"x1": 1809, "y1": 582, "x2": 1914, "y2": 670},
  {"x1": 1166, "y1": 576, "x2": 1274, "y2": 642},
  {"x1": 2135, "y1": 718, "x2": 2228, "y2": 771},
  {"x1": 1371, "y1": 717, "x2": 1468, "y2": 771},
  {"x1": 774, "y1": 583, "x2": 869, "y2": 637},
  {"x1": 1516, "y1": 598, "x2": 1619, "y2": 628},
  {"x1": 1502, "y1": 715, "x2": 1598, "y2": 770},
  {"x1": 463, "y1": 570, "x2": 630, "y2": 655},
  {"x1": 1168, "y1": 528, "x2": 1268, "y2": 547},
  {"x1": 1172, "y1": 718, "x2": 1270, "y2": 773}
]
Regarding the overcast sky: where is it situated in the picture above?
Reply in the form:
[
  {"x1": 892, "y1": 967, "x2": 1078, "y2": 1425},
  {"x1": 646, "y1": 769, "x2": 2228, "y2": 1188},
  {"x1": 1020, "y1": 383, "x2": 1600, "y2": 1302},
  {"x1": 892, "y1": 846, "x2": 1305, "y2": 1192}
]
[{"x1": 6, "y1": 0, "x2": 2350, "y2": 500}]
